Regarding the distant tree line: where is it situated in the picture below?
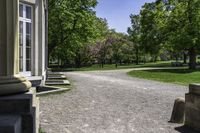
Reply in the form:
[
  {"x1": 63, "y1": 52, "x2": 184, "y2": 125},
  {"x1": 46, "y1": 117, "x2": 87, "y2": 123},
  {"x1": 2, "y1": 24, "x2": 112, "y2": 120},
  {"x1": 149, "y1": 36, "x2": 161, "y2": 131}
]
[
  {"x1": 128, "y1": 0, "x2": 200, "y2": 69},
  {"x1": 48, "y1": 0, "x2": 200, "y2": 69}
]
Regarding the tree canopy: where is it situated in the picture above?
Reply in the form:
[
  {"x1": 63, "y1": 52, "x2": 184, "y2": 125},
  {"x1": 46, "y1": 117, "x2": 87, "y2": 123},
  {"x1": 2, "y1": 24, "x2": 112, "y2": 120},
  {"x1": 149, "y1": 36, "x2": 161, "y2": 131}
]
[{"x1": 128, "y1": 0, "x2": 200, "y2": 69}]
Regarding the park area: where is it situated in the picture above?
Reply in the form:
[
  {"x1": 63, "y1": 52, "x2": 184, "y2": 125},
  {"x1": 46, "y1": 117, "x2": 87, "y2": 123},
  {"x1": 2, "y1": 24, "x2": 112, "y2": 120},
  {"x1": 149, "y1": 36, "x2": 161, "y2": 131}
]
[
  {"x1": 51, "y1": 61, "x2": 200, "y2": 86},
  {"x1": 40, "y1": 65, "x2": 199, "y2": 133},
  {"x1": 41, "y1": 0, "x2": 200, "y2": 132},
  {"x1": 1, "y1": 0, "x2": 200, "y2": 133}
]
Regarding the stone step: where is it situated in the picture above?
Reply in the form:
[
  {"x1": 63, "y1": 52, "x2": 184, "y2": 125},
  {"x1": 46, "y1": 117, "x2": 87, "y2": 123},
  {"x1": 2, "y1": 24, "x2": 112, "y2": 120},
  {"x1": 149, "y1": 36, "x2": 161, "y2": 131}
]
[
  {"x1": 47, "y1": 75, "x2": 66, "y2": 78},
  {"x1": 45, "y1": 80, "x2": 70, "y2": 85},
  {"x1": 47, "y1": 74, "x2": 62, "y2": 76},
  {"x1": 45, "y1": 83, "x2": 69, "y2": 85},
  {"x1": 47, "y1": 77, "x2": 67, "y2": 80},
  {"x1": 47, "y1": 73, "x2": 61, "y2": 76},
  {"x1": 46, "y1": 79, "x2": 66, "y2": 82}
]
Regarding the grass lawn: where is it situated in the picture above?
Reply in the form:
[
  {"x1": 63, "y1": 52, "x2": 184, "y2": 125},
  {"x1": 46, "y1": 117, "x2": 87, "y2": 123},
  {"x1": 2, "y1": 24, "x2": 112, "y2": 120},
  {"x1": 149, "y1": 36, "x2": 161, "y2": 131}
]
[
  {"x1": 128, "y1": 68, "x2": 200, "y2": 86},
  {"x1": 52, "y1": 61, "x2": 178, "y2": 72}
]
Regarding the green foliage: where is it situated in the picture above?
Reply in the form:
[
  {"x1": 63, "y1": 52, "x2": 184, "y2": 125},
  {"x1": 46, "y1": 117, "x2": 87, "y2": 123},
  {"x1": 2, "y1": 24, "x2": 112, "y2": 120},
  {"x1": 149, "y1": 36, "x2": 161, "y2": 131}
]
[
  {"x1": 48, "y1": 0, "x2": 200, "y2": 69},
  {"x1": 164, "y1": 0, "x2": 200, "y2": 69},
  {"x1": 128, "y1": 0, "x2": 200, "y2": 69},
  {"x1": 48, "y1": 0, "x2": 105, "y2": 67},
  {"x1": 140, "y1": 2, "x2": 165, "y2": 58}
]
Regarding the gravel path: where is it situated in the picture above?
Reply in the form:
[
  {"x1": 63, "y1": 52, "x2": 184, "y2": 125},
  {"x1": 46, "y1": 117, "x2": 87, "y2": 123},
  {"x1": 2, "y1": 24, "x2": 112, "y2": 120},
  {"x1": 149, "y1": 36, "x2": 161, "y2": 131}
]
[{"x1": 40, "y1": 69, "x2": 198, "y2": 133}]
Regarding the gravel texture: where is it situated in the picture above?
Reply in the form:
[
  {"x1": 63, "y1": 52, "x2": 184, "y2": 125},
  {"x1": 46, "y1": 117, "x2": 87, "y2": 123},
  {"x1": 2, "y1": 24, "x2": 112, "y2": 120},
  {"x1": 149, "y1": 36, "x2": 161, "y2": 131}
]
[{"x1": 40, "y1": 69, "x2": 198, "y2": 133}]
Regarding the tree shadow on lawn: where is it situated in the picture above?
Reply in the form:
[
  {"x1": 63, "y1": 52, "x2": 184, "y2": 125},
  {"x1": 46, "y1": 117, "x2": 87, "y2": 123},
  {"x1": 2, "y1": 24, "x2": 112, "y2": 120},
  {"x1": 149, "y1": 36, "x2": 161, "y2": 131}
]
[
  {"x1": 142, "y1": 69, "x2": 200, "y2": 74},
  {"x1": 175, "y1": 125, "x2": 199, "y2": 133}
]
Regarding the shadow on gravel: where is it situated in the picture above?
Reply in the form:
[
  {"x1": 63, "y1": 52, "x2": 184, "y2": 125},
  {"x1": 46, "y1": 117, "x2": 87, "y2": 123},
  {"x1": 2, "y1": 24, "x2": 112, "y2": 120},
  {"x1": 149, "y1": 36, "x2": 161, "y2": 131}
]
[{"x1": 175, "y1": 126, "x2": 199, "y2": 133}]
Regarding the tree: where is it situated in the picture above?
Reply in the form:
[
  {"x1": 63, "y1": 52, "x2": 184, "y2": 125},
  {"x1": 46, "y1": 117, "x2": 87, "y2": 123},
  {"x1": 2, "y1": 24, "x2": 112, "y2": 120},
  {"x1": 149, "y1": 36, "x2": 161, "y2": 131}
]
[
  {"x1": 106, "y1": 31, "x2": 128, "y2": 68},
  {"x1": 140, "y1": 2, "x2": 166, "y2": 62},
  {"x1": 128, "y1": 14, "x2": 141, "y2": 65},
  {"x1": 48, "y1": 0, "x2": 100, "y2": 67},
  {"x1": 165, "y1": 0, "x2": 200, "y2": 69}
]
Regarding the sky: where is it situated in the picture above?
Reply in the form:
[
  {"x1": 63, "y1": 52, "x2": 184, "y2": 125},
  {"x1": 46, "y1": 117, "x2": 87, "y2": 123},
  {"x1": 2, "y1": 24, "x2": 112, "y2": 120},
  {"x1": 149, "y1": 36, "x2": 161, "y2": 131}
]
[{"x1": 95, "y1": 0, "x2": 155, "y2": 33}]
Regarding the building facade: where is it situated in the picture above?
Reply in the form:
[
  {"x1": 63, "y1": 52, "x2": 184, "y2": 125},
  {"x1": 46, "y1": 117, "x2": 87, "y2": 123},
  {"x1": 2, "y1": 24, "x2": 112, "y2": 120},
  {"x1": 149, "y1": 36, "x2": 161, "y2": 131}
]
[{"x1": 0, "y1": 0, "x2": 45, "y2": 132}]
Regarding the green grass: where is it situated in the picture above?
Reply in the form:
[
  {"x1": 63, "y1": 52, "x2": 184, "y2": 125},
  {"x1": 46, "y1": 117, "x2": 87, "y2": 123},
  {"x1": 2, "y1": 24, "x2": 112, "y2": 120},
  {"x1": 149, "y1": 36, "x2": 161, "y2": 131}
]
[
  {"x1": 52, "y1": 61, "x2": 178, "y2": 72},
  {"x1": 39, "y1": 128, "x2": 46, "y2": 133},
  {"x1": 128, "y1": 68, "x2": 200, "y2": 86}
]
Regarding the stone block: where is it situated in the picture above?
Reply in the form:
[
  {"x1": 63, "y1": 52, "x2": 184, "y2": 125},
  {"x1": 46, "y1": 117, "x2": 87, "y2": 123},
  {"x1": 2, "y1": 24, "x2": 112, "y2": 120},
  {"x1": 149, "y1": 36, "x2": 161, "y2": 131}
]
[
  {"x1": 170, "y1": 97, "x2": 185, "y2": 123},
  {"x1": 189, "y1": 84, "x2": 200, "y2": 95},
  {"x1": 0, "y1": 89, "x2": 36, "y2": 114},
  {"x1": 185, "y1": 105, "x2": 200, "y2": 131},
  {"x1": 185, "y1": 93, "x2": 200, "y2": 131},
  {"x1": 0, "y1": 88, "x2": 39, "y2": 133},
  {"x1": 0, "y1": 115, "x2": 21, "y2": 133},
  {"x1": 185, "y1": 93, "x2": 200, "y2": 110}
]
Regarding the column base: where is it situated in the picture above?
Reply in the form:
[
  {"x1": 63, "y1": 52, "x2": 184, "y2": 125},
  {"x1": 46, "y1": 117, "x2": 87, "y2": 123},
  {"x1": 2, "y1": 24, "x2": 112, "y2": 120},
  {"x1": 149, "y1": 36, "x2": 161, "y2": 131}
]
[
  {"x1": 0, "y1": 88, "x2": 39, "y2": 133},
  {"x1": 0, "y1": 75, "x2": 31, "y2": 96},
  {"x1": 0, "y1": 115, "x2": 22, "y2": 133}
]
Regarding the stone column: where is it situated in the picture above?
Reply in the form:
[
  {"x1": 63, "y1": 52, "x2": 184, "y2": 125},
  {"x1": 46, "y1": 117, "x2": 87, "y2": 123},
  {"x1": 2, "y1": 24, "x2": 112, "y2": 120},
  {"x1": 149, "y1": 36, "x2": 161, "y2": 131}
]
[{"x1": 0, "y1": 0, "x2": 31, "y2": 95}]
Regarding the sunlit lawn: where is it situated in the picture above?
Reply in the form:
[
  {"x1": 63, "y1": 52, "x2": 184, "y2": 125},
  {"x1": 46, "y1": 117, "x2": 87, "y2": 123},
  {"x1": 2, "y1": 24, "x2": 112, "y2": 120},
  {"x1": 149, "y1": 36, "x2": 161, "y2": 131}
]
[{"x1": 128, "y1": 68, "x2": 200, "y2": 86}]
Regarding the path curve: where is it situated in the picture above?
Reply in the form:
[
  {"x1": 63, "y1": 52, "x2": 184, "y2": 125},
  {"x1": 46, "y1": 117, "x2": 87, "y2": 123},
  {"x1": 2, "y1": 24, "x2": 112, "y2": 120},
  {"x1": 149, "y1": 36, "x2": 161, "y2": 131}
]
[{"x1": 40, "y1": 68, "x2": 197, "y2": 133}]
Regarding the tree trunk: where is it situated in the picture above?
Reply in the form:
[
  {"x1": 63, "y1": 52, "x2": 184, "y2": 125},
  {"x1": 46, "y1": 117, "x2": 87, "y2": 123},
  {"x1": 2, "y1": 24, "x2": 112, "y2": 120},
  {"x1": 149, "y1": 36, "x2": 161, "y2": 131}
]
[
  {"x1": 109, "y1": 59, "x2": 112, "y2": 64},
  {"x1": 175, "y1": 55, "x2": 178, "y2": 62},
  {"x1": 136, "y1": 48, "x2": 139, "y2": 65},
  {"x1": 115, "y1": 63, "x2": 118, "y2": 68},
  {"x1": 75, "y1": 53, "x2": 81, "y2": 68},
  {"x1": 189, "y1": 48, "x2": 196, "y2": 69},
  {"x1": 101, "y1": 61, "x2": 104, "y2": 68},
  {"x1": 75, "y1": 60, "x2": 81, "y2": 68},
  {"x1": 154, "y1": 56, "x2": 157, "y2": 62},
  {"x1": 183, "y1": 53, "x2": 187, "y2": 64},
  {"x1": 144, "y1": 55, "x2": 146, "y2": 64},
  {"x1": 58, "y1": 58, "x2": 60, "y2": 67}
]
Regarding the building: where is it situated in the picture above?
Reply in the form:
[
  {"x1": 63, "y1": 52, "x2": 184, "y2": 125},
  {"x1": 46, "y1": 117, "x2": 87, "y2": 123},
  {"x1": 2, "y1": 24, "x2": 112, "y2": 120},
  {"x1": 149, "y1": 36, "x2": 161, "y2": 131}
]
[{"x1": 0, "y1": 0, "x2": 47, "y2": 132}]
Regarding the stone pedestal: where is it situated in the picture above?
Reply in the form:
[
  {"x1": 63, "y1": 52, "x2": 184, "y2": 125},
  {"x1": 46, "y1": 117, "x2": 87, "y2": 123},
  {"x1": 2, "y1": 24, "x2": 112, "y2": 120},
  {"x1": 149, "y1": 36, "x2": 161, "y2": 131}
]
[
  {"x1": 170, "y1": 97, "x2": 185, "y2": 123},
  {"x1": 0, "y1": 88, "x2": 39, "y2": 133},
  {"x1": 185, "y1": 84, "x2": 200, "y2": 131},
  {"x1": 0, "y1": 115, "x2": 21, "y2": 133}
]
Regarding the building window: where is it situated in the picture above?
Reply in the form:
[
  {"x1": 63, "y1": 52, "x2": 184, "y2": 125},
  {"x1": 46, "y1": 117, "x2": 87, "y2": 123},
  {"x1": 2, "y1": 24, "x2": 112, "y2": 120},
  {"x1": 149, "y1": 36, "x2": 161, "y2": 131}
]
[{"x1": 19, "y1": 3, "x2": 32, "y2": 75}]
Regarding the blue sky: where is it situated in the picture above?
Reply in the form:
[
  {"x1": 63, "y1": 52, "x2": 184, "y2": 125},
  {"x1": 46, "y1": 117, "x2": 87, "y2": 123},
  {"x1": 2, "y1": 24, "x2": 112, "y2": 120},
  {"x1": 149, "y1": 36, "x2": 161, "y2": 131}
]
[{"x1": 95, "y1": 0, "x2": 155, "y2": 33}]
